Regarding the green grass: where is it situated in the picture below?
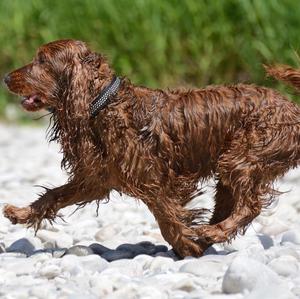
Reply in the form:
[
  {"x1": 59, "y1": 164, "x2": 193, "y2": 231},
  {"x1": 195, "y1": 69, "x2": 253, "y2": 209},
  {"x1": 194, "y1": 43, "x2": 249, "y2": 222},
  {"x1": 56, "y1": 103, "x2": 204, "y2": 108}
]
[{"x1": 1, "y1": 0, "x2": 300, "y2": 118}]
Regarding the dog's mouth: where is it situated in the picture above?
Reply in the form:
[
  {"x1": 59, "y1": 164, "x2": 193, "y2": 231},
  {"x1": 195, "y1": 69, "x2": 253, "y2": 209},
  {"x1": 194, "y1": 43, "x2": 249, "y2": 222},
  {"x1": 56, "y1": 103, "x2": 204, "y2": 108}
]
[{"x1": 21, "y1": 95, "x2": 46, "y2": 112}]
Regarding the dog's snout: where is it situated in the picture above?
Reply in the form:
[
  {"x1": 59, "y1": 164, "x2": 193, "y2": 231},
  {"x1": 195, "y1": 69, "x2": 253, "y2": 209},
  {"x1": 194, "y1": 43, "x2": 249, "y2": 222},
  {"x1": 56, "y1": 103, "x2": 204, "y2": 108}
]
[{"x1": 3, "y1": 73, "x2": 11, "y2": 85}]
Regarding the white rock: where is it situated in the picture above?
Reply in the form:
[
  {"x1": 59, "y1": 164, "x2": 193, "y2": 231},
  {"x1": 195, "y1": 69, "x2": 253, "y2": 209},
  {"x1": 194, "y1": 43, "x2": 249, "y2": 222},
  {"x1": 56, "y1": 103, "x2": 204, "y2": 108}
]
[
  {"x1": 103, "y1": 283, "x2": 139, "y2": 299},
  {"x1": 29, "y1": 285, "x2": 58, "y2": 299},
  {"x1": 268, "y1": 255, "x2": 299, "y2": 277},
  {"x1": 281, "y1": 230, "x2": 300, "y2": 245},
  {"x1": 222, "y1": 256, "x2": 284, "y2": 294},
  {"x1": 245, "y1": 283, "x2": 296, "y2": 299},
  {"x1": 89, "y1": 275, "x2": 115, "y2": 297},
  {"x1": 133, "y1": 254, "x2": 154, "y2": 269},
  {"x1": 36, "y1": 229, "x2": 73, "y2": 248},
  {"x1": 273, "y1": 247, "x2": 300, "y2": 260},
  {"x1": 148, "y1": 256, "x2": 175, "y2": 273},
  {"x1": 38, "y1": 264, "x2": 61, "y2": 279},
  {"x1": 3, "y1": 259, "x2": 36, "y2": 276},
  {"x1": 135, "y1": 286, "x2": 168, "y2": 299},
  {"x1": 78, "y1": 255, "x2": 108, "y2": 273},
  {"x1": 94, "y1": 225, "x2": 118, "y2": 242},
  {"x1": 108, "y1": 259, "x2": 143, "y2": 277},
  {"x1": 260, "y1": 221, "x2": 289, "y2": 236},
  {"x1": 179, "y1": 259, "x2": 223, "y2": 276},
  {"x1": 60, "y1": 255, "x2": 83, "y2": 275},
  {"x1": 223, "y1": 235, "x2": 264, "y2": 252}
]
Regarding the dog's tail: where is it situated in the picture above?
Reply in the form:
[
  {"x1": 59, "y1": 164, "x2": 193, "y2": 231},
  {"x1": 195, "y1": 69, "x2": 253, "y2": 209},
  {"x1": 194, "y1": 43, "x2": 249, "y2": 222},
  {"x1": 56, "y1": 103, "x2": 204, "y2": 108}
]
[{"x1": 264, "y1": 64, "x2": 300, "y2": 92}]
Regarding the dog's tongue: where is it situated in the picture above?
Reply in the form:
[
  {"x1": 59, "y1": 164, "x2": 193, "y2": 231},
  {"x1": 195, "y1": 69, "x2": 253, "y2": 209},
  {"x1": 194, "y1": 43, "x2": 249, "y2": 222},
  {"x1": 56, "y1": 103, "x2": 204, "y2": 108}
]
[{"x1": 23, "y1": 95, "x2": 38, "y2": 104}]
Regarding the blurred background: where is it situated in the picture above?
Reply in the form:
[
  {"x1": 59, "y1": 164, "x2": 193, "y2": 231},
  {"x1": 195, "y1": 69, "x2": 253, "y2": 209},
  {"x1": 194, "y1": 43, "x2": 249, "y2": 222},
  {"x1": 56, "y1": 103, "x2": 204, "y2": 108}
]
[{"x1": 1, "y1": 0, "x2": 300, "y2": 121}]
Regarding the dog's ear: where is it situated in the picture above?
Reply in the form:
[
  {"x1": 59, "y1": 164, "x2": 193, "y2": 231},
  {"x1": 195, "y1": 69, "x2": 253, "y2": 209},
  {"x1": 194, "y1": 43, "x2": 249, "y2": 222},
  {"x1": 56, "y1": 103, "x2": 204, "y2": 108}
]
[
  {"x1": 80, "y1": 52, "x2": 112, "y2": 80},
  {"x1": 80, "y1": 52, "x2": 103, "y2": 68}
]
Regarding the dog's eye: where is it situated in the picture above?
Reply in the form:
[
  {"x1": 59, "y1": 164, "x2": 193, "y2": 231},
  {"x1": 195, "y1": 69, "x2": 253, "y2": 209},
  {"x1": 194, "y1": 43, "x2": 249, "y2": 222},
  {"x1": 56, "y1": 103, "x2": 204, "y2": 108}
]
[{"x1": 37, "y1": 54, "x2": 46, "y2": 64}]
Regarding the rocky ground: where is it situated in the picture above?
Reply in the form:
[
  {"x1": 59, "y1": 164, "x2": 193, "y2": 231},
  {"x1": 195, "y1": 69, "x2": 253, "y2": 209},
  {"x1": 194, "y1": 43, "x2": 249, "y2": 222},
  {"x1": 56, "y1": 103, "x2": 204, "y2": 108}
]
[{"x1": 0, "y1": 124, "x2": 299, "y2": 299}]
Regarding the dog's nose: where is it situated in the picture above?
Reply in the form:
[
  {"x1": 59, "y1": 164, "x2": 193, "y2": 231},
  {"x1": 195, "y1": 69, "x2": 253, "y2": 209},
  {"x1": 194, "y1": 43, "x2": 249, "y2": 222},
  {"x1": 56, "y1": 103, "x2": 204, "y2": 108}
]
[{"x1": 3, "y1": 73, "x2": 11, "y2": 85}]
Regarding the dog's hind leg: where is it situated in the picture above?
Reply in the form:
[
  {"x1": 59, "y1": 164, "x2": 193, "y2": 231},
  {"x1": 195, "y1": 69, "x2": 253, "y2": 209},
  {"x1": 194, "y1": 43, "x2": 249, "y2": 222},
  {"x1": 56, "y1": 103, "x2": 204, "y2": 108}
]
[
  {"x1": 193, "y1": 124, "x2": 297, "y2": 246},
  {"x1": 209, "y1": 181, "x2": 235, "y2": 225},
  {"x1": 194, "y1": 157, "x2": 264, "y2": 245}
]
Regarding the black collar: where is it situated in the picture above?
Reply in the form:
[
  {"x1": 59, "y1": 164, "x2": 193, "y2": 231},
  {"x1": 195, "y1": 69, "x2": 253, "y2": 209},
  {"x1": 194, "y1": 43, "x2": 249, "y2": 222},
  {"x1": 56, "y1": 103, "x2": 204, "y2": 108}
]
[{"x1": 90, "y1": 76, "x2": 121, "y2": 118}]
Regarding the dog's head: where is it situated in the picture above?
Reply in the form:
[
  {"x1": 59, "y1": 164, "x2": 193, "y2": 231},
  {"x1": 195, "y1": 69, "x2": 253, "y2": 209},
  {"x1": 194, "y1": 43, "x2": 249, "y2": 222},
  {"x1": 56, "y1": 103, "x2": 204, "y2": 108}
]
[{"x1": 4, "y1": 39, "x2": 111, "y2": 112}]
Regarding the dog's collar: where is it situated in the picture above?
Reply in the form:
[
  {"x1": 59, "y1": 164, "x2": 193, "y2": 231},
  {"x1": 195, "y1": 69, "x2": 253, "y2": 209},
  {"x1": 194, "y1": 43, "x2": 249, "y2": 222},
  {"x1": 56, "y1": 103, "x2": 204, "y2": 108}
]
[{"x1": 90, "y1": 76, "x2": 121, "y2": 118}]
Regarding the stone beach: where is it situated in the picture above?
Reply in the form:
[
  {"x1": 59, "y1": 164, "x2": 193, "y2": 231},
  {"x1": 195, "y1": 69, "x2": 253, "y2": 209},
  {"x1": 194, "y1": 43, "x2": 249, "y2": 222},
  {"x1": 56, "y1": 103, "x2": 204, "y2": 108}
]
[{"x1": 0, "y1": 124, "x2": 299, "y2": 299}]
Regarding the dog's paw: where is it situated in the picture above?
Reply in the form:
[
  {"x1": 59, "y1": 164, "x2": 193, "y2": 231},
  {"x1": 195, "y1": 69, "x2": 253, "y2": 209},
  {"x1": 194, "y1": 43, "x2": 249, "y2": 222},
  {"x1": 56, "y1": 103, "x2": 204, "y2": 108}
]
[
  {"x1": 196, "y1": 224, "x2": 228, "y2": 243},
  {"x1": 3, "y1": 204, "x2": 31, "y2": 224}
]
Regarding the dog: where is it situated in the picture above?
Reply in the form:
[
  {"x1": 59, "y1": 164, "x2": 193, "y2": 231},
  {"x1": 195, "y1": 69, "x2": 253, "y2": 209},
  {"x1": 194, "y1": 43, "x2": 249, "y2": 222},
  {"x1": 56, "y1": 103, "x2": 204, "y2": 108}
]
[{"x1": 3, "y1": 40, "x2": 300, "y2": 257}]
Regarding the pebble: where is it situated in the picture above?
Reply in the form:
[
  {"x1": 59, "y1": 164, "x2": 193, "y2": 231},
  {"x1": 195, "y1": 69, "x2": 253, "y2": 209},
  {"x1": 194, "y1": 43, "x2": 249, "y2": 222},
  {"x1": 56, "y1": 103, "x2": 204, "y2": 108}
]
[
  {"x1": 94, "y1": 225, "x2": 118, "y2": 242},
  {"x1": 65, "y1": 245, "x2": 94, "y2": 256},
  {"x1": 60, "y1": 255, "x2": 83, "y2": 275},
  {"x1": 268, "y1": 255, "x2": 299, "y2": 277},
  {"x1": 89, "y1": 243, "x2": 111, "y2": 255},
  {"x1": 101, "y1": 249, "x2": 135, "y2": 261},
  {"x1": 257, "y1": 234, "x2": 274, "y2": 249},
  {"x1": 281, "y1": 230, "x2": 300, "y2": 245},
  {"x1": 78, "y1": 255, "x2": 109, "y2": 273},
  {"x1": 180, "y1": 259, "x2": 224, "y2": 276},
  {"x1": 36, "y1": 230, "x2": 73, "y2": 248},
  {"x1": 108, "y1": 259, "x2": 143, "y2": 277},
  {"x1": 0, "y1": 125, "x2": 300, "y2": 299},
  {"x1": 155, "y1": 249, "x2": 180, "y2": 261},
  {"x1": 222, "y1": 256, "x2": 284, "y2": 294},
  {"x1": 148, "y1": 256, "x2": 175, "y2": 273},
  {"x1": 6, "y1": 238, "x2": 35, "y2": 256},
  {"x1": 38, "y1": 264, "x2": 61, "y2": 279},
  {"x1": 0, "y1": 242, "x2": 5, "y2": 253}
]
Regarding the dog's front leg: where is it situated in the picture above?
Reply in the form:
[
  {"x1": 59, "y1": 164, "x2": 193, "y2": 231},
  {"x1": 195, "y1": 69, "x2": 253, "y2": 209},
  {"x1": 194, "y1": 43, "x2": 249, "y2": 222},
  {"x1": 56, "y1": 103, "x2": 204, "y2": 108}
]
[{"x1": 3, "y1": 182, "x2": 109, "y2": 230}]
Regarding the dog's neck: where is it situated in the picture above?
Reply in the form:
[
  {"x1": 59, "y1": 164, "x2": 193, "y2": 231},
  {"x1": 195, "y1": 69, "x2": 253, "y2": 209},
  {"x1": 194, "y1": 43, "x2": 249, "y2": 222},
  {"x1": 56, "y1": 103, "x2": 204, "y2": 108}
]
[{"x1": 90, "y1": 76, "x2": 121, "y2": 118}]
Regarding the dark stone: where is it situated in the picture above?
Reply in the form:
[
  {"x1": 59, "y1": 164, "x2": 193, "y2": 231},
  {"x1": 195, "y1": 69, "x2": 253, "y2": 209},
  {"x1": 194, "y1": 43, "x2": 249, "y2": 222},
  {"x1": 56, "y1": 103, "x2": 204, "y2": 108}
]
[
  {"x1": 65, "y1": 245, "x2": 94, "y2": 257},
  {"x1": 135, "y1": 241, "x2": 157, "y2": 255},
  {"x1": 116, "y1": 243, "x2": 152, "y2": 256},
  {"x1": 101, "y1": 249, "x2": 135, "y2": 261},
  {"x1": 89, "y1": 243, "x2": 111, "y2": 255},
  {"x1": 155, "y1": 249, "x2": 181, "y2": 261},
  {"x1": 154, "y1": 245, "x2": 168, "y2": 253},
  {"x1": 258, "y1": 234, "x2": 274, "y2": 250},
  {"x1": 6, "y1": 238, "x2": 35, "y2": 256},
  {"x1": 203, "y1": 246, "x2": 218, "y2": 255}
]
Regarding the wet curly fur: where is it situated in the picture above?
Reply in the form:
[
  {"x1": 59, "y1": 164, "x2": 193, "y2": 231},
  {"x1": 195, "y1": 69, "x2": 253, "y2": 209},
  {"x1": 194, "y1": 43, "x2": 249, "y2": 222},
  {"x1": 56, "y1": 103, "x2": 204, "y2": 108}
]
[{"x1": 3, "y1": 40, "x2": 300, "y2": 257}]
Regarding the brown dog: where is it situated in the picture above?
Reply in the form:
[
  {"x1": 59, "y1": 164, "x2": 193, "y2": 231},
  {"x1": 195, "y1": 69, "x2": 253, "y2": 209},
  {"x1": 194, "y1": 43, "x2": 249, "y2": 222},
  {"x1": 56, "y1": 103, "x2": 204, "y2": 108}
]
[{"x1": 3, "y1": 40, "x2": 300, "y2": 257}]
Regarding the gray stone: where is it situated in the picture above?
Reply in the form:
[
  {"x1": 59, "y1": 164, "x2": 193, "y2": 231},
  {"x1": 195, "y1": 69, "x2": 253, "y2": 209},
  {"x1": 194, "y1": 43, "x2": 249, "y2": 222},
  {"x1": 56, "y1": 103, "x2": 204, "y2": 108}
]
[
  {"x1": 89, "y1": 243, "x2": 111, "y2": 255},
  {"x1": 6, "y1": 238, "x2": 35, "y2": 256},
  {"x1": 101, "y1": 249, "x2": 135, "y2": 261},
  {"x1": 116, "y1": 243, "x2": 154, "y2": 256},
  {"x1": 155, "y1": 249, "x2": 180, "y2": 261},
  {"x1": 258, "y1": 234, "x2": 274, "y2": 249},
  {"x1": 154, "y1": 245, "x2": 168, "y2": 253},
  {"x1": 135, "y1": 241, "x2": 157, "y2": 254}
]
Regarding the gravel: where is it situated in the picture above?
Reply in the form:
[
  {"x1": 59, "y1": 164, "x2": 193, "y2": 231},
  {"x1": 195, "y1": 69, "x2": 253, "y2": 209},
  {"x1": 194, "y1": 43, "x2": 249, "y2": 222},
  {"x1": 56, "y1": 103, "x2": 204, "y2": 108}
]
[{"x1": 0, "y1": 124, "x2": 299, "y2": 299}]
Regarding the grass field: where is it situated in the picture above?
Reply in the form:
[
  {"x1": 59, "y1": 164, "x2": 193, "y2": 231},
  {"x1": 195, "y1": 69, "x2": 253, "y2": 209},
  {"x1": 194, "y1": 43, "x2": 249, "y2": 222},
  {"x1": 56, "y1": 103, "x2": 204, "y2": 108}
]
[{"x1": 1, "y1": 0, "x2": 300, "y2": 118}]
